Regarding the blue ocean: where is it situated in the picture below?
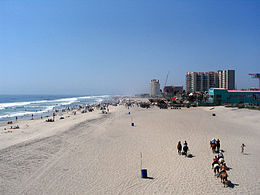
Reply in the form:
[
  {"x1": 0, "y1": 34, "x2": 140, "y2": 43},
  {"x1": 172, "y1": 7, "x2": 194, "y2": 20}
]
[{"x1": 0, "y1": 95, "x2": 112, "y2": 122}]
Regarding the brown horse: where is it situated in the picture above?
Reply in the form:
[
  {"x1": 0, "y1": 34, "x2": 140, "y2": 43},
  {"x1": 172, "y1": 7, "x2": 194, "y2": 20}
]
[
  {"x1": 220, "y1": 171, "x2": 228, "y2": 187},
  {"x1": 177, "y1": 142, "x2": 182, "y2": 155},
  {"x1": 210, "y1": 141, "x2": 217, "y2": 153}
]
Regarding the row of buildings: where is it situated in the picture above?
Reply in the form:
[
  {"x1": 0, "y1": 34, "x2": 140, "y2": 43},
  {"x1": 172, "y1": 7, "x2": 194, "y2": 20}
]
[
  {"x1": 149, "y1": 69, "x2": 260, "y2": 105},
  {"x1": 150, "y1": 69, "x2": 235, "y2": 97},
  {"x1": 150, "y1": 79, "x2": 183, "y2": 97},
  {"x1": 186, "y1": 70, "x2": 235, "y2": 93}
]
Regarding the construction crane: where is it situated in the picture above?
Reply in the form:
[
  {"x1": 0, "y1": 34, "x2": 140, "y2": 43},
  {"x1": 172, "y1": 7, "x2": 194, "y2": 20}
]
[
  {"x1": 249, "y1": 73, "x2": 260, "y2": 89},
  {"x1": 164, "y1": 71, "x2": 170, "y2": 89}
]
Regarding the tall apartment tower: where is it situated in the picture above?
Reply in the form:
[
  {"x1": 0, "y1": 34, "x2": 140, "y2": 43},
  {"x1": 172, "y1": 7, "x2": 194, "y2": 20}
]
[
  {"x1": 217, "y1": 70, "x2": 235, "y2": 90},
  {"x1": 186, "y1": 70, "x2": 235, "y2": 93},
  {"x1": 150, "y1": 79, "x2": 161, "y2": 97},
  {"x1": 186, "y1": 72, "x2": 218, "y2": 93},
  {"x1": 186, "y1": 72, "x2": 196, "y2": 93}
]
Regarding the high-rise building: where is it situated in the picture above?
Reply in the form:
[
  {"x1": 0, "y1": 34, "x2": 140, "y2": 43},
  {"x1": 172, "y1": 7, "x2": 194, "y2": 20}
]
[
  {"x1": 186, "y1": 70, "x2": 235, "y2": 93},
  {"x1": 186, "y1": 72, "x2": 196, "y2": 93},
  {"x1": 186, "y1": 72, "x2": 218, "y2": 93},
  {"x1": 150, "y1": 79, "x2": 161, "y2": 97},
  {"x1": 217, "y1": 70, "x2": 235, "y2": 90}
]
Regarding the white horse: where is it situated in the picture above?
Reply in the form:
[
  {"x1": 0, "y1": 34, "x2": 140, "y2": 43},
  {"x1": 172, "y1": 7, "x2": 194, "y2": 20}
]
[
  {"x1": 218, "y1": 157, "x2": 225, "y2": 166},
  {"x1": 213, "y1": 163, "x2": 220, "y2": 176}
]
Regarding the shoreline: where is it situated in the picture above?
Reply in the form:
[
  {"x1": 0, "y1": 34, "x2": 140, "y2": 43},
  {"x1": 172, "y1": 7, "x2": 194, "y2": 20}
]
[
  {"x1": 0, "y1": 94, "x2": 117, "y2": 123},
  {"x1": 0, "y1": 103, "x2": 117, "y2": 150}
]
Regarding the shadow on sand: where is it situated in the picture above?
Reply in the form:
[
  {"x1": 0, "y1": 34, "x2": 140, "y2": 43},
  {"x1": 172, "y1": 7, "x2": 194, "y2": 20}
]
[
  {"x1": 226, "y1": 167, "x2": 232, "y2": 171},
  {"x1": 143, "y1": 177, "x2": 154, "y2": 180},
  {"x1": 181, "y1": 152, "x2": 195, "y2": 158},
  {"x1": 227, "y1": 180, "x2": 239, "y2": 188},
  {"x1": 187, "y1": 154, "x2": 195, "y2": 158}
]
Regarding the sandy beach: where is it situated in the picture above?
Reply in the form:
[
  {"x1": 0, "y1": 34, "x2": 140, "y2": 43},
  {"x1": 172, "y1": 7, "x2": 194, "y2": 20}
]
[{"x1": 0, "y1": 103, "x2": 259, "y2": 194}]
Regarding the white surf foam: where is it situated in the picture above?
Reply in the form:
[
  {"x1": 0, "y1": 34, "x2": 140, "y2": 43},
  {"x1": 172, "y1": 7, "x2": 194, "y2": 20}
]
[
  {"x1": 0, "y1": 100, "x2": 50, "y2": 110},
  {"x1": 0, "y1": 106, "x2": 54, "y2": 119}
]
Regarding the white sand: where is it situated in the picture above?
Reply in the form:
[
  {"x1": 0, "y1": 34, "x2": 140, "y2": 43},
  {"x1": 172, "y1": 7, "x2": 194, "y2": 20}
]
[{"x1": 0, "y1": 104, "x2": 259, "y2": 194}]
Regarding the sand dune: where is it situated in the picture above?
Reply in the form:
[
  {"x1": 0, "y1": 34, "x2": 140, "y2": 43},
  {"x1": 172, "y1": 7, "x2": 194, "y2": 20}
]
[{"x1": 0, "y1": 105, "x2": 259, "y2": 194}]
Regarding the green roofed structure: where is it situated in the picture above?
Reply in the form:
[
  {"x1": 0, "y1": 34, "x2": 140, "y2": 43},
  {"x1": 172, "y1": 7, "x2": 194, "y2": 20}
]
[{"x1": 208, "y1": 88, "x2": 260, "y2": 105}]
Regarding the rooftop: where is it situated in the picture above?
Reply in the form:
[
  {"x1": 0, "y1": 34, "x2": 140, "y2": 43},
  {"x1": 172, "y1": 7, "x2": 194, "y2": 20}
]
[{"x1": 228, "y1": 90, "x2": 260, "y2": 93}]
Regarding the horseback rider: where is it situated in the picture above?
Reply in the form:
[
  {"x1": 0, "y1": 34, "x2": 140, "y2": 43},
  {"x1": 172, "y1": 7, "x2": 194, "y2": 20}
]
[
  {"x1": 212, "y1": 156, "x2": 219, "y2": 168},
  {"x1": 218, "y1": 163, "x2": 227, "y2": 177},
  {"x1": 218, "y1": 152, "x2": 224, "y2": 159},
  {"x1": 183, "y1": 141, "x2": 189, "y2": 156},
  {"x1": 211, "y1": 138, "x2": 216, "y2": 144},
  {"x1": 177, "y1": 141, "x2": 182, "y2": 154}
]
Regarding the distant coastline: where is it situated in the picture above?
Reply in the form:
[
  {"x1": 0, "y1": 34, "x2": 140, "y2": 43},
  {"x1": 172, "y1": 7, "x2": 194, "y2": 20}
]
[{"x1": 0, "y1": 94, "x2": 114, "y2": 122}]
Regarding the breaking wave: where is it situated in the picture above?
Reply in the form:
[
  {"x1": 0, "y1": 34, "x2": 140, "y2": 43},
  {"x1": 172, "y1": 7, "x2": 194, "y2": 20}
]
[{"x1": 0, "y1": 95, "x2": 112, "y2": 121}]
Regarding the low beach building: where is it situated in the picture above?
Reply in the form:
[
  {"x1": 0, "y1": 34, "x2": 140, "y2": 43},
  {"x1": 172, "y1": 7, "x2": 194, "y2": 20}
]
[
  {"x1": 163, "y1": 86, "x2": 183, "y2": 97},
  {"x1": 209, "y1": 88, "x2": 260, "y2": 105}
]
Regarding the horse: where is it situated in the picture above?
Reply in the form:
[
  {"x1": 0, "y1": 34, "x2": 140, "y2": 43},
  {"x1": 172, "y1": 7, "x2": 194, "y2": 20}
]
[
  {"x1": 220, "y1": 171, "x2": 228, "y2": 187},
  {"x1": 213, "y1": 163, "x2": 220, "y2": 176},
  {"x1": 218, "y1": 157, "x2": 225, "y2": 166},
  {"x1": 177, "y1": 142, "x2": 182, "y2": 155},
  {"x1": 210, "y1": 141, "x2": 217, "y2": 153},
  {"x1": 183, "y1": 145, "x2": 188, "y2": 157}
]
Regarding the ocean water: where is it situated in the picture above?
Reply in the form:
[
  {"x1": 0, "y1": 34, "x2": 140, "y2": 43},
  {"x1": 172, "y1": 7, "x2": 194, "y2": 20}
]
[{"x1": 0, "y1": 95, "x2": 112, "y2": 122}]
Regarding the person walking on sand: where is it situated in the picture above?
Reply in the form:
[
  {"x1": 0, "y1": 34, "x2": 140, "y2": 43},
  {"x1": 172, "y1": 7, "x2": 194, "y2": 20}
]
[{"x1": 241, "y1": 143, "x2": 246, "y2": 153}]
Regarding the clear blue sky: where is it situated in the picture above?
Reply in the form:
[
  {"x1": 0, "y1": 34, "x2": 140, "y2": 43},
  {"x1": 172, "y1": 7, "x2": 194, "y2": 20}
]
[{"x1": 0, "y1": 0, "x2": 259, "y2": 95}]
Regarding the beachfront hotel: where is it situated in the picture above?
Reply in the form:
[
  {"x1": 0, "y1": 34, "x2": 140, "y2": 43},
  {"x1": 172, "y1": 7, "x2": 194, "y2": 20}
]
[
  {"x1": 217, "y1": 70, "x2": 235, "y2": 90},
  {"x1": 150, "y1": 79, "x2": 161, "y2": 97},
  {"x1": 186, "y1": 70, "x2": 235, "y2": 93}
]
